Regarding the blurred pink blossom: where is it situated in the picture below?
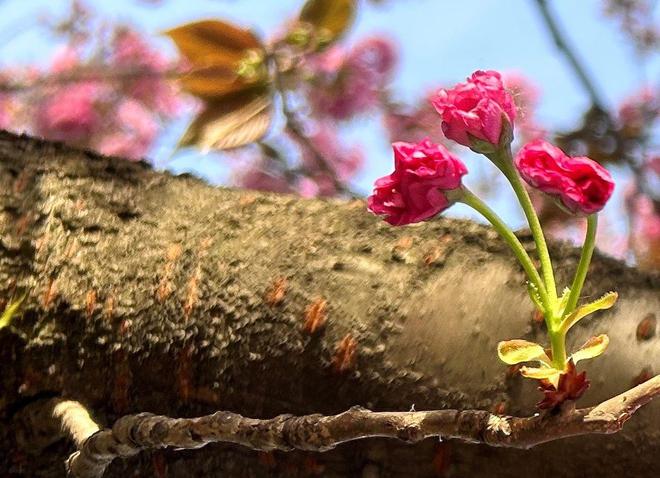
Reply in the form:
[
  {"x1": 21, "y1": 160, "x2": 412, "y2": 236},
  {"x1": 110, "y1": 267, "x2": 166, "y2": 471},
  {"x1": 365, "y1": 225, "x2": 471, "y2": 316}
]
[
  {"x1": 633, "y1": 194, "x2": 660, "y2": 239},
  {"x1": 384, "y1": 92, "x2": 448, "y2": 144},
  {"x1": 97, "y1": 99, "x2": 158, "y2": 159},
  {"x1": 502, "y1": 71, "x2": 546, "y2": 142},
  {"x1": 112, "y1": 28, "x2": 181, "y2": 116},
  {"x1": 35, "y1": 82, "x2": 103, "y2": 143},
  {"x1": 648, "y1": 156, "x2": 660, "y2": 175},
  {"x1": 235, "y1": 165, "x2": 293, "y2": 193},
  {"x1": 307, "y1": 36, "x2": 397, "y2": 120},
  {"x1": 298, "y1": 126, "x2": 364, "y2": 197},
  {"x1": 50, "y1": 46, "x2": 81, "y2": 73},
  {"x1": 0, "y1": 77, "x2": 12, "y2": 129},
  {"x1": 618, "y1": 86, "x2": 659, "y2": 132},
  {"x1": 345, "y1": 37, "x2": 397, "y2": 77}
]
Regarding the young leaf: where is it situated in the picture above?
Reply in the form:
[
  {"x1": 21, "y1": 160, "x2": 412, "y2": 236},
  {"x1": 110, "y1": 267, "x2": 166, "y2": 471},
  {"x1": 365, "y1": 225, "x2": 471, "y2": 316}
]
[
  {"x1": 299, "y1": 0, "x2": 356, "y2": 48},
  {"x1": 165, "y1": 20, "x2": 262, "y2": 66},
  {"x1": 497, "y1": 339, "x2": 552, "y2": 365},
  {"x1": 179, "y1": 64, "x2": 250, "y2": 100},
  {"x1": 178, "y1": 88, "x2": 272, "y2": 151},
  {"x1": 165, "y1": 20, "x2": 269, "y2": 102},
  {"x1": 520, "y1": 366, "x2": 562, "y2": 387},
  {"x1": 557, "y1": 287, "x2": 571, "y2": 315},
  {"x1": 570, "y1": 334, "x2": 609, "y2": 364},
  {"x1": 0, "y1": 295, "x2": 26, "y2": 330},
  {"x1": 559, "y1": 291, "x2": 618, "y2": 333}
]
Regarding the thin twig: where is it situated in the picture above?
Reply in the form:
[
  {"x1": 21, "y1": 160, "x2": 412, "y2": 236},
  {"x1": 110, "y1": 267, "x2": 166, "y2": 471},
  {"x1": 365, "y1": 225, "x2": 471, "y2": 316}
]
[
  {"x1": 0, "y1": 66, "x2": 183, "y2": 93},
  {"x1": 533, "y1": 0, "x2": 606, "y2": 109},
  {"x1": 46, "y1": 375, "x2": 660, "y2": 478},
  {"x1": 269, "y1": 53, "x2": 356, "y2": 197}
]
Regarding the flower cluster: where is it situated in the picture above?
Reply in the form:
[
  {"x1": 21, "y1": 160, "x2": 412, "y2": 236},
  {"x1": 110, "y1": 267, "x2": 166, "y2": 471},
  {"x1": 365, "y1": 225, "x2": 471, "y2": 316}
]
[
  {"x1": 369, "y1": 69, "x2": 617, "y2": 409},
  {"x1": 1, "y1": 23, "x2": 181, "y2": 161}
]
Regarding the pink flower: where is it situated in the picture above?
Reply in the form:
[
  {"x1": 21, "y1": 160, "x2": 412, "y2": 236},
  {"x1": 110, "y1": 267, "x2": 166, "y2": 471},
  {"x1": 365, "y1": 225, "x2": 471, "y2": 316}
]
[
  {"x1": 385, "y1": 91, "x2": 449, "y2": 144},
  {"x1": 300, "y1": 127, "x2": 364, "y2": 185},
  {"x1": 618, "y1": 86, "x2": 658, "y2": 134},
  {"x1": 50, "y1": 46, "x2": 81, "y2": 73},
  {"x1": 431, "y1": 70, "x2": 516, "y2": 150},
  {"x1": 368, "y1": 139, "x2": 467, "y2": 225},
  {"x1": 307, "y1": 36, "x2": 396, "y2": 121},
  {"x1": 516, "y1": 140, "x2": 615, "y2": 215},
  {"x1": 235, "y1": 165, "x2": 293, "y2": 194},
  {"x1": 345, "y1": 37, "x2": 397, "y2": 78},
  {"x1": 97, "y1": 99, "x2": 158, "y2": 160},
  {"x1": 35, "y1": 82, "x2": 102, "y2": 143},
  {"x1": 112, "y1": 29, "x2": 180, "y2": 117}
]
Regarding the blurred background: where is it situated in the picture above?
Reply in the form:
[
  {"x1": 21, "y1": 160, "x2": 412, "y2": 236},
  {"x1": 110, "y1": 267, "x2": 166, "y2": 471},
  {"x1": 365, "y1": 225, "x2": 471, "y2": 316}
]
[{"x1": 0, "y1": 0, "x2": 658, "y2": 268}]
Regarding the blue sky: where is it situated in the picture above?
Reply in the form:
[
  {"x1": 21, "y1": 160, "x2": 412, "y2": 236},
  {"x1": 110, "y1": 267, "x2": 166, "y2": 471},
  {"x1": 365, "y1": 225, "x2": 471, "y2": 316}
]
[{"x1": 1, "y1": 0, "x2": 658, "y2": 229}]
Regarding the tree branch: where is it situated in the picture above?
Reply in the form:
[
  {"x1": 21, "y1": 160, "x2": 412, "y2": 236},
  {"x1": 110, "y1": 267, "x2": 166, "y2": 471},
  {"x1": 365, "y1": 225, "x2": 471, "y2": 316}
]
[
  {"x1": 49, "y1": 375, "x2": 660, "y2": 478},
  {"x1": 533, "y1": 0, "x2": 606, "y2": 109},
  {"x1": 0, "y1": 67, "x2": 182, "y2": 93}
]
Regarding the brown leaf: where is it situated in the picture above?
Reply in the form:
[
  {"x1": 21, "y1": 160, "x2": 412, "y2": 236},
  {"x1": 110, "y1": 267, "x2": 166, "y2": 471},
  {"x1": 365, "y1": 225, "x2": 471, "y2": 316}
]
[
  {"x1": 180, "y1": 65, "x2": 248, "y2": 100},
  {"x1": 299, "y1": 0, "x2": 356, "y2": 47},
  {"x1": 179, "y1": 88, "x2": 272, "y2": 151},
  {"x1": 165, "y1": 20, "x2": 261, "y2": 66},
  {"x1": 166, "y1": 20, "x2": 269, "y2": 101}
]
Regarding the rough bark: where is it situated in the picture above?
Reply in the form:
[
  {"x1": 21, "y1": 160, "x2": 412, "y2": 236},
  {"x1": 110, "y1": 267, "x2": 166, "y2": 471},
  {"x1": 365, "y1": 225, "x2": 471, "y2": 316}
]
[{"x1": 0, "y1": 131, "x2": 658, "y2": 477}]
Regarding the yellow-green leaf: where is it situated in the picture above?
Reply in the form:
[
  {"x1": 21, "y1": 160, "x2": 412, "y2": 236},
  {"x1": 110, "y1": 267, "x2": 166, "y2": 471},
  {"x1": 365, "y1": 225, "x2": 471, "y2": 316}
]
[
  {"x1": 299, "y1": 0, "x2": 356, "y2": 47},
  {"x1": 497, "y1": 339, "x2": 551, "y2": 366},
  {"x1": 560, "y1": 291, "x2": 618, "y2": 333},
  {"x1": 520, "y1": 366, "x2": 562, "y2": 387},
  {"x1": 178, "y1": 88, "x2": 272, "y2": 151},
  {"x1": 0, "y1": 295, "x2": 25, "y2": 330},
  {"x1": 570, "y1": 334, "x2": 609, "y2": 364}
]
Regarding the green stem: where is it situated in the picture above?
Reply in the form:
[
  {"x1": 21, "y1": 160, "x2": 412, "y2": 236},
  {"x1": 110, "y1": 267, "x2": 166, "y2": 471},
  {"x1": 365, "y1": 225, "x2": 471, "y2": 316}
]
[
  {"x1": 550, "y1": 329, "x2": 567, "y2": 370},
  {"x1": 491, "y1": 148, "x2": 558, "y2": 306},
  {"x1": 564, "y1": 214, "x2": 598, "y2": 315},
  {"x1": 459, "y1": 188, "x2": 549, "y2": 308}
]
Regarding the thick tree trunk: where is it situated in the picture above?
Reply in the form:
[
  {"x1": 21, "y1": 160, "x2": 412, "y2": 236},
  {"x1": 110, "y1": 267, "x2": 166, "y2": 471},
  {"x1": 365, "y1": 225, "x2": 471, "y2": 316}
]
[{"x1": 0, "y1": 131, "x2": 658, "y2": 477}]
